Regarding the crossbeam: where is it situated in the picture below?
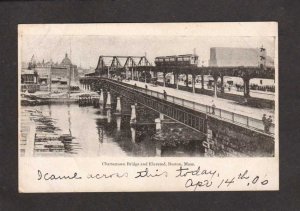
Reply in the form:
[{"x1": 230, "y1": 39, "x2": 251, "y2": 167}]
[{"x1": 95, "y1": 55, "x2": 153, "y2": 71}]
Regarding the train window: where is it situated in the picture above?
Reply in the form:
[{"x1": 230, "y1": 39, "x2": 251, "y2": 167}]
[
  {"x1": 170, "y1": 58, "x2": 175, "y2": 61},
  {"x1": 183, "y1": 57, "x2": 189, "y2": 61},
  {"x1": 178, "y1": 57, "x2": 183, "y2": 61},
  {"x1": 190, "y1": 57, "x2": 195, "y2": 64}
]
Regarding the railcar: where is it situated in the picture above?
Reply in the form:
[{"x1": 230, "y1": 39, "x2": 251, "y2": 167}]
[{"x1": 154, "y1": 54, "x2": 198, "y2": 67}]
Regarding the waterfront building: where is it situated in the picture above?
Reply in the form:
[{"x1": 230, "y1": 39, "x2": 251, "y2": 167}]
[
  {"x1": 51, "y1": 53, "x2": 78, "y2": 85},
  {"x1": 20, "y1": 69, "x2": 39, "y2": 92},
  {"x1": 27, "y1": 53, "x2": 78, "y2": 86},
  {"x1": 21, "y1": 69, "x2": 38, "y2": 84},
  {"x1": 209, "y1": 47, "x2": 274, "y2": 68}
]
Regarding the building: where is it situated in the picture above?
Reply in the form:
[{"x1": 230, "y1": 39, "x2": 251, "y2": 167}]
[
  {"x1": 51, "y1": 53, "x2": 78, "y2": 85},
  {"x1": 27, "y1": 53, "x2": 78, "y2": 86},
  {"x1": 21, "y1": 69, "x2": 38, "y2": 84},
  {"x1": 31, "y1": 57, "x2": 54, "y2": 85},
  {"x1": 207, "y1": 47, "x2": 275, "y2": 92},
  {"x1": 209, "y1": 47, "x2": 274, "y2": 67},
  {"x1": 20, "y1": 69, "x2": 39, "y2": 92}
]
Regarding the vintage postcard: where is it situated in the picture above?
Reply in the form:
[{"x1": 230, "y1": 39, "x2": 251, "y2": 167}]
[{"x1": 19, "y1": 22, "x2": 278, "y2": 192}]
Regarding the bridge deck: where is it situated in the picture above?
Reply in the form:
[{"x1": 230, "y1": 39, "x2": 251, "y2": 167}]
[
  {"x1": 117, "y1": 79, "x2": 275, "y2": 135},
  {"x1": 80, "y1": 77, "x2": 275, "y2": 135},
  {"x1": 123, "y1": 80, "x2": 274, "y2": 119}
]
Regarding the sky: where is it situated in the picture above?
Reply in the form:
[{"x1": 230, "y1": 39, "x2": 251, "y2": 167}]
[{"x1": 20, "y1": 34, "x2": 275, "y2": 69}]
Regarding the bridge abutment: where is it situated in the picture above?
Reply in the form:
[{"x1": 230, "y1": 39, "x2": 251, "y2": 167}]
[
  {"x1": 131, "y1": 127, "x2": 136, "y2": 143},
  {"x1": 116, "y1": 115, "x2": 121, "y2": 131},
  {"x1": 159, "y1": 113, "x2": 164, "y2": 120},
  {"x1": 106, "y1": 92, "x2": 111, "y2": 109},
  {"x1": 116, "y1": 97, "x2": 121, "y2": 114},
  {"x1": 99, "y1": 89, "x2": 104, "y2": 107},
  {"x1": 156, "y1": 142, "x2": 162, "y2": 157},
  {"x1": 207, "y1": 117, "x2": 274, "y2": 156},
  {"x1": 107, "y1": 108, "x2": 111, "y2": 123},
  {"x1": 155, "y1": 118, "x2": 162, "y2": 131},
  {"x1": 130, "y1": 104, "x2": 137, "y2": 124}
]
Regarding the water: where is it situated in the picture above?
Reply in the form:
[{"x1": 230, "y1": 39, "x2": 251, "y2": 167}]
[{"x1": 20, "y1": 103, "x2": 205, "y2": 157}]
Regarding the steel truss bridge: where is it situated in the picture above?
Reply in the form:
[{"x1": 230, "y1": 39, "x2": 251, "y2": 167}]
[{"x1": 80, "y1": 77, "x2": 274, "y2": 136}]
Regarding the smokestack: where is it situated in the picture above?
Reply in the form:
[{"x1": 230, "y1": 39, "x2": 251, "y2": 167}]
[
  {"x1": 145, "y1": 52, "x2": 147, "y2": 58},
  {"x1": 193, "y1": 48, "x2": 196, "y2": 55},
  {"x1": 69, "y1": 38, "x2": 72, "y2": 61}
]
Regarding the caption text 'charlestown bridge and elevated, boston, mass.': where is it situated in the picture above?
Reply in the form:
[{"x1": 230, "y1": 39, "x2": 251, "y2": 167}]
[{"x1": 20, "y1": 37, "x2": 276, "y2": 158}]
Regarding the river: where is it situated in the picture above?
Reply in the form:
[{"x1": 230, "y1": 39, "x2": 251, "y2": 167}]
[{"x1": 20, "y1": 102, "x2": 205, "y2": 157}]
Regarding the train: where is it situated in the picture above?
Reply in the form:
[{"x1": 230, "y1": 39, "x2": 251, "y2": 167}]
[{"x1": 154, "y1": 54, "x2": 199, "y2": 67}]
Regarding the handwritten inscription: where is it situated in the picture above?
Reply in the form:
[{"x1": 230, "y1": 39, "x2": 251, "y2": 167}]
[
  {"x1": 135, "y1": 168, "x2": 168, "y2": 178},
  {"x1": 87, "y1": 172, "x2": 128, "y2": 179},
  {"x1": 36, "y1": 166, "x2": 269, "y2": 190},
  {"x1": 175, "y1": 166, "x2": 217, "y2": 179},
  {"x1": 185, "y1": 178, "x2": 213, "y2": 191},
  {"x1": 37, "y1": 170, "x2": 82, "y2": 180}
]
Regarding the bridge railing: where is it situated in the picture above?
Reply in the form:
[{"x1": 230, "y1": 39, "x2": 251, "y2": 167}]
[{"x1": 90, "y1": 77, "x2": 275, "y2": 135}]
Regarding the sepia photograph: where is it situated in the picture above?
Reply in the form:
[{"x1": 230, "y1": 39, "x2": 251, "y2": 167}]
[
  {"x1": 18, "y1": 23, "x2": 278, "y2": 192},
  {"x1": 19, "y1": 25, "x2": 276, "y2": 158}
]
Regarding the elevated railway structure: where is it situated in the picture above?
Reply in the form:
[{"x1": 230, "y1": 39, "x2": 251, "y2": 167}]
[
  {"x1": 81, "y1": 53, "x2": 275, "y2": 156},
  {"x1": 87, "y1": 54, "x2": 275, "y2": 100}
]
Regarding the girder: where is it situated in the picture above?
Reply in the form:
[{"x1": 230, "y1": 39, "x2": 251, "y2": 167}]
[{"x1": 94, "y1": 55, "x2": 275, "y2": 79}]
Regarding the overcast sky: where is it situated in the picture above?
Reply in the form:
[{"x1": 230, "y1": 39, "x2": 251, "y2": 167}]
[{"x1": 21, "y1": 34, "x2": 275, "y2": 69}]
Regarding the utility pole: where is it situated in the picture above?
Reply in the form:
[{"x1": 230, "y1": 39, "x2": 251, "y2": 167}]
[
  {"x1": 49, "y1": 64, "x2": 52, "y2": 96},
  {"x1": 68, "y1": 66, "x2": 71, "y2": 98}
]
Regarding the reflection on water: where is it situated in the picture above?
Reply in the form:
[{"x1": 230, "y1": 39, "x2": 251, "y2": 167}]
[{"x1": 20, "y1": 103, "x2": 205, "y2": 157}]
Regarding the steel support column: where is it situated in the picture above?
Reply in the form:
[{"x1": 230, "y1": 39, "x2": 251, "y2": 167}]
[
  {"x1": 192, "y1": 74, "x2": 196, "y2": 93},
  {"x1": 243, "y1": 77, "x2": 251, "y2": 98},
  {"x1": 213, "y1": 75, "x2": 218, "y2": 98},
  {"x1": 175, "y1": 72, "x2": 179, "y2": 90},
  {"x1": 185, "y1": 73, "x2": 189, "y2": 87},
  {"x1": 220, "y1": 75, "x2": 224, "y2": 93}
]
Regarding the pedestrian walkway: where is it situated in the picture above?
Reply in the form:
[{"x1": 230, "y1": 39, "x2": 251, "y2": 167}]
[
  {"x1": 173, "y1": 81, "x2": 275, "y2": 101},
  {"x1": 122, "y1": 79, "x2": 275, "y2": 121}
]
